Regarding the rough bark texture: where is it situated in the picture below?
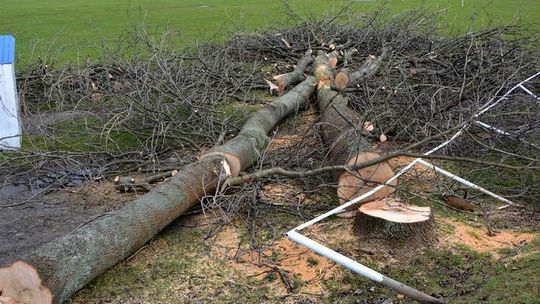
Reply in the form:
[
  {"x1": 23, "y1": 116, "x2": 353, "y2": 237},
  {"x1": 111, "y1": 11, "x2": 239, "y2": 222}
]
[
  {"x1": 312, "y1": 52, "x2": 396, "y2": 208},
  {"x1": 335, "y1": 48, "x2": 388, "y2": 89},
  {"x1": 0, "y1": 76, "x2": 317, "y2": 304},
  {"x1": 205, "y1": 76, "x2": 316, "y2": 175},
  {"x1": 10, "y1": 156, "x2": 223, "y2": 304},
  {"x1": 313, "y1": 52, "x2": 371, "y2": 163}
]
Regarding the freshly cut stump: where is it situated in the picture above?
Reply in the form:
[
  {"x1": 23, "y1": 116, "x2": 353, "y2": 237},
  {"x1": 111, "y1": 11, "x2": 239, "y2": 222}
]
[{"x1": 354, "y1": 198, "x2": 435, "y2": 242}]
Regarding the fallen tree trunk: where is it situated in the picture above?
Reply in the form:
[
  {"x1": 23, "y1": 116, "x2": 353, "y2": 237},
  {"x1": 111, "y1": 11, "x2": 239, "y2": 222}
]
[
  {"x1": 312, "y1": 51, "x2": 396, "y2": 209},
  {"x1": 0, "y1": 76, "x2": 316, "y2": 303}
]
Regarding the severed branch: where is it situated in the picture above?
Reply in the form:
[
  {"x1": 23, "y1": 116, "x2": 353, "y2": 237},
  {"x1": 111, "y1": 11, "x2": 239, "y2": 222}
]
[
  {"x1": 0, "y1": 60, "x2": 318, "y2": 304},
  {"x1": 267, "y1": 50, "x2": 313, "y2": 95},
  {"x1": 113, "y1": 170, "x2": 179, "y2": 192},
  {"x1": 312, "y1": 49, "x2": 397, "y2": 206},
  {"x1": 227, "y1": 152, "x2": 538, "y2": 186},
  {"x1": 335, "y1": 48, "x2": 389, "y2": 90}
]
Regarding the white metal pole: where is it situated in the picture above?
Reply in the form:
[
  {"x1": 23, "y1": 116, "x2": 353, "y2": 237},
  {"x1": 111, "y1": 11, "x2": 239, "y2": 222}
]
[
  {"x1": 417, "y1": 159, "x2": 516, "y2": 206},
  {"x1": 287, "y1": 231, "x2": 383, "y2": 282},
  {"x1": 286, "y1": 231, "x2": 444, "y2": 303},
  {"x1": 518, "y1": 84, "x2": 539, "y2": 100}
]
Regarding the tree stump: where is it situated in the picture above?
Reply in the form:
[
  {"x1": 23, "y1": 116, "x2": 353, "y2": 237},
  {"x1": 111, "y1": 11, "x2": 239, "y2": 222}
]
[{"x1": 354, "y1": 198, "x2": 436, "y2": 243}]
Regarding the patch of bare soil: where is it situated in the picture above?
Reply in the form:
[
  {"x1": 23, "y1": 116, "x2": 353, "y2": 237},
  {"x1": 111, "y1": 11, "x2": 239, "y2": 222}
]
[
  {"x1": 209, "y1": 224, "x2": 337, "y2": 296},
  {"x1": 438, "y1": 218, "x2": 537, "y2": 258},
  {"x1": 0, "y1": 182, "x2": 134, "y2": 266}
]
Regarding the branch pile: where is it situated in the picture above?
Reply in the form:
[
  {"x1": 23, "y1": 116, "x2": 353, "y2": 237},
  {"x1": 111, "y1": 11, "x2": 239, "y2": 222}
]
[{"x1": 1, "y1": 8, "x2": 539, "y2": 304}]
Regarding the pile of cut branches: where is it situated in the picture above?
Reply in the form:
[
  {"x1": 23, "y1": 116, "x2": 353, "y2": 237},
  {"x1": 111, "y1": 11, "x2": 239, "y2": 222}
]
[{"x1": 1, "y1": 8, "x2": 539, "y2": 303}]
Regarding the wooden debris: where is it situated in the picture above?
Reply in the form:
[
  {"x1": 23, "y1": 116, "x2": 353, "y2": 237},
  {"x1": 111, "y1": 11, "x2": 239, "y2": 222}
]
[{"x1": 444, "y1": 194, "x2": 475, "y2": 212}]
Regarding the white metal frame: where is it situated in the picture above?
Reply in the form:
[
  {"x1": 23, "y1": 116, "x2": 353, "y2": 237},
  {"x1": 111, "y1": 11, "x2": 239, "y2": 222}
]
[{"x1": 286, "y1": 72, "x2": 540, "y2": 298}]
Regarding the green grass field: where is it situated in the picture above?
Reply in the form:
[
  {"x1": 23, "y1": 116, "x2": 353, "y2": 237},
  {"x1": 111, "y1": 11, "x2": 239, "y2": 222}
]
[{"x1": 1, "y1": 0, "x2": 539, "y2": 64}]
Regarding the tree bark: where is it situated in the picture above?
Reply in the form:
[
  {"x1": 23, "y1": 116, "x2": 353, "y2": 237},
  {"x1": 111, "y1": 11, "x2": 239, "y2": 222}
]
[
  {"x1": 335, "y1": 48, "x2": 388, "y2": 90},
  {"x1": 312, "y1": 51, "x2": 396, "y2": 209},
  {"x1": 269, "y1": 50, "x2": 313, "y2": 95},
  {"x1": 0, "y1": 76, "x2": 316, "y2": 304}
]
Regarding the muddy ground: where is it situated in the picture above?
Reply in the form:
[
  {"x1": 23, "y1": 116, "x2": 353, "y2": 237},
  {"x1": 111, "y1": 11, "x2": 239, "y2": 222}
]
[{"x1": 0, "y1": 181, "x2": 134, "y2": 266}]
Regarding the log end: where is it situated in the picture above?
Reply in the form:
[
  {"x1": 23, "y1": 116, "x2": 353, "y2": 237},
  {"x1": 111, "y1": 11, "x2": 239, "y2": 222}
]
[
  {"x1": 275, "y1": 77, "x2": 286, "y2": 96},
  {"x1": 334, "y1": 71, "x2": 349, "y2": 90},
  {"x1": 337, "y1": 152, "x2": 397, "y2": 211},
  {"x1": 0, "y1": 261, "x2": 52, "y2": 304},
  {"x1": 328, "y1": 53, "x2": 338, "y2": 69},
  {"x1": 263, "y1": 78, "x2": 279, "y2": 95},
  {"x1": 354, "y1": 198, "x2": 436, "y2": 242},
  {"x1": 200, "y1": 151, "x2": 242, "y2": 177}
]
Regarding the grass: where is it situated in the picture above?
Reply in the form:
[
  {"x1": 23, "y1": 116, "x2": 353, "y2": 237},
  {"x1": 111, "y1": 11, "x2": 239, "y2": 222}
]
[
  {"x1": 1, "y1": 0, "x2": 539, "y2": 64},
  {"x1": 70, "y1": 221, "x2": 274, "y2": 304},
  {"x1": 21, "y1": 117, "x2": 140, "y2": 152},
  {"x1": 325, "y1": 240, "x2": 540, "y2": 303}
]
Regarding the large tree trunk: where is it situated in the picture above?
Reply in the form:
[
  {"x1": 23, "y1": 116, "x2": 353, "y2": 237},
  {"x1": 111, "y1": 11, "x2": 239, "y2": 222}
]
[
  {"x1": 310, "y1": 51, "x2": 441, "y2": 304},
  {"x1": 312, "y1": 51, "x2": 396, "y2": 209},
  {"x1": 0, "y1": 75, "x2": 316, "y2": 304}
]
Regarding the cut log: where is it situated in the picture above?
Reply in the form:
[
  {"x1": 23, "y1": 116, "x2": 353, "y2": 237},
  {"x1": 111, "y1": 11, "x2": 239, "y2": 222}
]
[
  {"x1": 0, "y1": 76, "x2": 317, "y2": 303},
  {"x1": 354, "y1": 198, "x2": 435, "y2": 242},
  {"x1": 312, "y1": 51, "x2": 396, "y2": 211},
  {"x1": 270, "y1": 50, "x2": 313, "y2": 95},
  {"x1": 337, "y1": 152, "x2": 397, "y2": 208},
  {"x1": 334, "y1": 71, "x2": 349, "y2": 90},
  {"x1": 204, "y1": 76, "x2": 316, "y2": 175},
  {"x1": 0, "y1": 261, "x2": 52, "y2": 304},
  {"x1": 334, "y1": 48, "x2": 388, "y2": 89}
]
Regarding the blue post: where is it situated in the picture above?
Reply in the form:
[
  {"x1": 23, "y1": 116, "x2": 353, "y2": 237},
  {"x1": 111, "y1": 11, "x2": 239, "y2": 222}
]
[{"x1": 0, "y1": 35, "x2": 21, "y2": 150}]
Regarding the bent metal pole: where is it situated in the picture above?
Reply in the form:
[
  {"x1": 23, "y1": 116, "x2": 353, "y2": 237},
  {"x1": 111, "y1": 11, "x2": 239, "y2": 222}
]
[{"x1": 287, "y1": 231, "x2": 444, "y2": 303}]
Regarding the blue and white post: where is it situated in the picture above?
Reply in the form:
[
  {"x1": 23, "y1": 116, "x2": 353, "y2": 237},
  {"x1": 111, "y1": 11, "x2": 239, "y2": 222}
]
[{"x1": 0, "y1": 35, "x2": 21, "y2": 150}]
